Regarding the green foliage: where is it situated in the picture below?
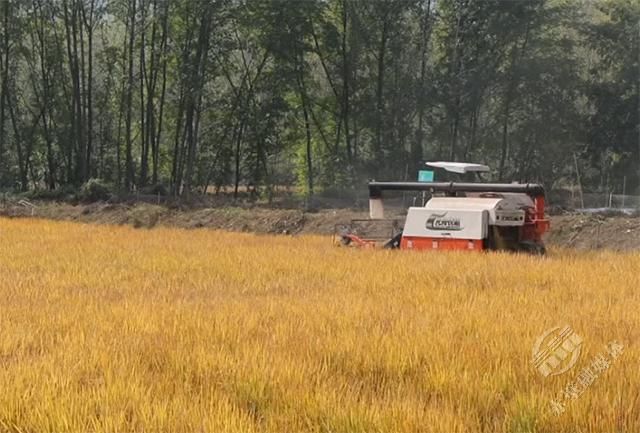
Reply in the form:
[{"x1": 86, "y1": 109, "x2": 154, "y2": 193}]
[
  {"x1": 27, "y1": 185, "x2": 78, "y2": 201},
  {"x1": 78, "y1": 179, "x2": 113, "y2": 203},
  {"x1": 582, "y1": 0, "x2": 640, "y2": 190},
  {"x1": 0, "y1": 0, "x2": 636, "y2": 196}
]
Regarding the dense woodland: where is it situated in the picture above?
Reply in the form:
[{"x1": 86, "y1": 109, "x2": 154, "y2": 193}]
[{"x1": 0, "y1": 0, "x2": 637, "y2": 197}]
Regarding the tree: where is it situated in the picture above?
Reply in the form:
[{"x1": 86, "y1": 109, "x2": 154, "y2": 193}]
[{"x1": 0, "y1": 0, "x2": 635, "y2": 197}]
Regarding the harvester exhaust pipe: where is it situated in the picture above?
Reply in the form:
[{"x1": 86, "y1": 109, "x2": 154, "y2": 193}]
[
  {"x1": 368, "y1": 181, "x2": 546, "y2": 220},
  {"x1": 368, "y1": 181, "x2": 545, "y2": 197}
]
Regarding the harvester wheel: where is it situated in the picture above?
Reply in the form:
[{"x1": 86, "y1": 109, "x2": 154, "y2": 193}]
[
  {"x1": 383, "y1": 233, "x2": 402, "y2": 249},
  {"x1": 519, "y1": 241, "x2": 546, "y2": 255}
]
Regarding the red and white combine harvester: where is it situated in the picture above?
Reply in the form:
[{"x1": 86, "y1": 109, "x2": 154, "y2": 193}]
[{"x1": 337, "y1": 162, "x2": 550, "y2": 254}]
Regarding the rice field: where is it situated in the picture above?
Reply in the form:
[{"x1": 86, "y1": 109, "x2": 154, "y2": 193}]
[{"x1": 0, "y1": 218, "x2": 638, "y2": 433}]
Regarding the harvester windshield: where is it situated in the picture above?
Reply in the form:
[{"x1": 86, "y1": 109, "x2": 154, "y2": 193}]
[{"x1": 425, "y1": 161, "x2": 490, "y2": 182}]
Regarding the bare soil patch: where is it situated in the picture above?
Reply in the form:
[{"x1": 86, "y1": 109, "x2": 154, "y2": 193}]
[{"x1": 1, "y1": 200, "x2": 639, "y2": 251}]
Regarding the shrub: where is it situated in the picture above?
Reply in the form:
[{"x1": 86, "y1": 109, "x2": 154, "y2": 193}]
[
  {"x1": 78, "y1": 179, "x2": 113, "y2": 203},
  {"x1": 26, "y1": 185, "x2": 77, "y2": 201},
  {"x1": 140, "y1": 183, "x2": 169, "y2": 196}
]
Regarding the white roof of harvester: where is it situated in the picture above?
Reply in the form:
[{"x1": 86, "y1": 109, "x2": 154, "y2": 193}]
[
  {"x1": 425, "y1": 197, "x2": 503, "y2": 211},
  {"x1": 426, "y1": 161, "x2": 490, "y2": 174}
]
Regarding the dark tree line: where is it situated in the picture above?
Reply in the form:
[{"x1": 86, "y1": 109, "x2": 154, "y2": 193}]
[{"x1": 0, "y1": 0, "x2": 637, "y2": 197}]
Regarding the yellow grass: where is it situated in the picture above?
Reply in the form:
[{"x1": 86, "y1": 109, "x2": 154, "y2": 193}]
[{"x1": 0, "y1": 218, "x2": 638, "y2": 433}]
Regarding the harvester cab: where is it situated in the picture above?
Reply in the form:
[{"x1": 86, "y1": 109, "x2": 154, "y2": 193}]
[
  {"x1": 425, "y1": 161, "x2": 490, "y2": 183},
  {"x1": 337, "y1": 162, "x2": 550, "y2": 254}
]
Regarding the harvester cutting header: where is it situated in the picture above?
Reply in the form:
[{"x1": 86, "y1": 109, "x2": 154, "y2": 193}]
[{"x1": 338, "y1": 162, "x2": 550, "y2": 254}]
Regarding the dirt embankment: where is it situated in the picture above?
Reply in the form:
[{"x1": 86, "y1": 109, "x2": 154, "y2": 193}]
[
  {"x1": 1, "y1": 201, "x2": 639, "y2": 251},
  {"x1": 545, "y1": 214, "x2": 640, "y2": 251},
  {"x1": 0, "y1": 201, "x2": 364, "y2": 235}
]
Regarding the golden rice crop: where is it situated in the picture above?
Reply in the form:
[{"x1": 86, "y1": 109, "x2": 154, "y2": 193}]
[{"x1": 0, "y1": 218, "x2": 638, "y2": 433}]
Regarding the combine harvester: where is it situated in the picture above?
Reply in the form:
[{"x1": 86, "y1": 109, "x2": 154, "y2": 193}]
[{"x1": 338, "y1": 162, "x2": 550, "y2": 254}]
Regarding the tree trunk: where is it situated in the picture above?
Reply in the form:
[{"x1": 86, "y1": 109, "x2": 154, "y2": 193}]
[
  {"x1": 412, "y1": 0, "x2": 432, "y2": 169},
  {"x1": 76, "y1": 0, "x2": 86, "y2": 182},
  {"x1": 82, "y1": 0, "x2": 95, "y2": 180},
  {"x1": 0, "y1": 0, "x2": 10, "y2": 182},
  {"x1": 153, "y1": 0, "x2": 169, "y2": 185},
  {"x1": 33, "y1": 0, "x2": 56, "y2": 189},
  {"x1": 374, "y1": 18, "x2": 388, "y2": 168},
  {"x1": 233, "y1": 121, "x2": 244, "y2": 199},
  {"x1": 139, "y1": 0, "x2": 148, "y2": 187},
  {"x1": 341, "y1": 0, "x2": 352, "y2": 162},
  {"x1": 182, "y1": 5, "x2": 212, "y2": 195},
  {"x1": 124, "y1": 0, "x2": 136, "y2": 191},
  {"x1": 498, "y1": 21, "x2": 531, "y2": 181},
  {"x1": 297, "y1": 51, "x2": 314, "y2": 196},
  {"x1": 63, "y1": 0, "x2": 82, "y2": 184}
]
